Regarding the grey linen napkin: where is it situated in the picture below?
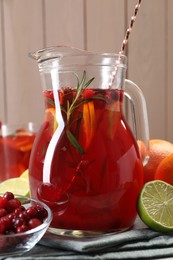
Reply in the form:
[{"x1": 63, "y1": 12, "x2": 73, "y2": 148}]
[{"x1": 2, "y1": 217, "x2": 173, "y2": 260}]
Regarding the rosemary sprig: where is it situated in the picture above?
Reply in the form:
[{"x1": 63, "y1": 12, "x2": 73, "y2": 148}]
[
  {"x1": 64, "y1": 71, "x2": 94, "y2": 154},
  {"x1": 66, "y1": 130, "x2": 85, "y2": 154},
  {"x1": 66, "y1": 71, "x2": 95, "y2": 123}
]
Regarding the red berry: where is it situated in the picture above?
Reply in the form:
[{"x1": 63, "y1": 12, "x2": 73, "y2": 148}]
[
  {"x1": 5, "y1": 199, "x2": 21, "y2": 213},
  {"x1": 26, "y1": 206, "x2": 37, "y2": 218},
  {"x1": 0, "y1": 196, "x2": 8, "y2": 208},
  {"x1": 3, "y1": 192, "x2": 14, "y2": 201},
  {"x1": 7, "y1": 212, "x2": 16, "y2": 221},
  {"x1": 14, "y1": 207, "x2": 24, "y2": 216},
  {"x1": 28, "y1": 218, "x2": 42, "y2": 229},
  {"x1": 20, "y1": 206, "x2": 25, "y2": 211},
  {"x1": 16, "y1": 224, "x2": 29, "y2": 233},
  {"x1": 82, "y1": 89, "x2": 94, "y2": 99},
  {"x1": 13, "y1": 217, "x2": 25, "y2": 228},
  {"x1": 0, "y1": 208, "x2": 7, "y2": 217},
  {"x1": 19, "y1": 211, "x2": 30, "y2": 221},
  {"x1": 0, "y1": 216, "x2": 12, "y2": 230},
  {"x1": 35, "y1": 205, "x2": 48, "y2": 220}
]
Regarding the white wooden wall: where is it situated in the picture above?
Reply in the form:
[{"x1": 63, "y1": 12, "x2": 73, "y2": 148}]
[{"x1": 0, "y1": 0, "x2": 173, "y2": 141}]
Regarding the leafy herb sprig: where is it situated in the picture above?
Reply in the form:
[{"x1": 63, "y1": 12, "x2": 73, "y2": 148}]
[
  {"x1": 66, "y1": 71, "x2": 95, "y2": 124},
  {"x1": 61, "y1": 71, "x2": 94, "y2": 154}
]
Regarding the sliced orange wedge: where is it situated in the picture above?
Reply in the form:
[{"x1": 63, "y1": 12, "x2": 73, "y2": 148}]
[
  {"x1": 44, "y1": 107, "x2": 58, "y2": 135},
  {"x1": 107, "y1": 101, "x2": 121, "y2": 140},
  {"x1": 82, "y1": 101, "x2": 96, "y2": 149}
]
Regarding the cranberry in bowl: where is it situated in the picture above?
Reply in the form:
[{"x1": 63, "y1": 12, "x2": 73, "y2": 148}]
[{"x1": 0, "y1": 192, "x2": 52, "y2": 256}]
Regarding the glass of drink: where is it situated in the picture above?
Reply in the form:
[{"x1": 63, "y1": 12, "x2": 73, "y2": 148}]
[{"x1": 0, "y1": 122, "x2": 37, "y2": 182}]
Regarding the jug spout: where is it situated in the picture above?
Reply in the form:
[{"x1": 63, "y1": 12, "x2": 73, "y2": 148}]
[{"x1": 29, "y1": 45, "x2": 92, "y2": 62}]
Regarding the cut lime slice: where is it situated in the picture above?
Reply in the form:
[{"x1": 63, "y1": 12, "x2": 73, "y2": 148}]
[
  {"x1": 20, "y1": 169, "x2": 29, "y2": 179},
  {"x1": 137, "y1": 180, "x2": 173, "y2": 232},
  {"x1": 0, "y1": 177, "x2": 30, "y2": 197}
]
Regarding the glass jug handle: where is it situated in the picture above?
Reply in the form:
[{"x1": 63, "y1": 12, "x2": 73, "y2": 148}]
[{"x1": 124, "y1": 79, "x2": 150, "y2": 166}]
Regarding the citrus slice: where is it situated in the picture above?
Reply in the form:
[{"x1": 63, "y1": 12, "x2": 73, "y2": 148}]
[
  {"x1": 44, "y1": 108, "x2": 58, "y2": 134},
  {"x1": 20, "y1": 169, "x2": 29, "y2": 179},
  {"x1": 0, "y1": 177, "x2": 30, "y2": 196},
  {"x1": 82, "y1": 101, "x2": 95, "y2": 149},
  {"x1": 137, "y1": 180, "x2": 173, "y2": 232}
]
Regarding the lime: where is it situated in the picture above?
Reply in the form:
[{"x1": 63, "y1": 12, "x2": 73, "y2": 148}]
[
  {"x1": 0, "y1": 177, "x2": 30, "y2": 196},
  {"x1": 137, "y1": 180, "x2": 173, "y2": 232},
  {"x1": 20, "y1": 169, "x2": 29, "y2": 179}
]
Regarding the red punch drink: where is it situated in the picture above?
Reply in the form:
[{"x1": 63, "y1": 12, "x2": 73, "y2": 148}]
[
  {"x1": 29, "y1": 86, "x2": 143, "y2": 232},
  {"x1": 0, "y1": 126, "x2": 36, "y2": 181}
]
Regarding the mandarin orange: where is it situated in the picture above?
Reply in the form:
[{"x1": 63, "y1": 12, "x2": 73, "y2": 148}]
[
  {"x1": 141, "y1": 139, "x2": 173, "y2": 183},
  {"x1": 154, "y1": 153, "x2": 173, "y2": 185}
]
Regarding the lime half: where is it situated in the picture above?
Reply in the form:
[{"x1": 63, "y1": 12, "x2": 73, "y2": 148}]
[
  {"x1": 20, "y1": 169, "x2": 29, "y2": 179},
  {"x1": 137, "y1": 180, "x2": 173, "y2": 232},
  {"x1": 0, "y1": 177, "x2": 30, "y2": 196}
]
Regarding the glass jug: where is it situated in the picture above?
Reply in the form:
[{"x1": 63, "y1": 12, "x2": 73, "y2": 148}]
[{"x1": 29, "y1": 46, "x2": 149, "y2": 237}]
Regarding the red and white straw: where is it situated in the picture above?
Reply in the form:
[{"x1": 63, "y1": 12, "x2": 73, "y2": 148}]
[
  {"x1": 109, "y1": 0, "x2": 142, "y2": 88},
  {"x1": 120, "y1": 0, "x2": 142, "y2": 55}
]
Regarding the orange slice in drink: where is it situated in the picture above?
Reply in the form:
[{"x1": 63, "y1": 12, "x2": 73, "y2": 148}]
[
  {"x1": 44, "y1": 107, "x2": 58, "y2": 136},
  {"x1": 107, "y1": 101, "x2": 121, "y2": 140},
  {"x1": 82, "y1": 101, "x2": 96, "y2": 149}
]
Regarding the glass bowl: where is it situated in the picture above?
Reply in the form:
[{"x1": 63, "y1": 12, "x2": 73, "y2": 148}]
[{"x1": 0, "y1": 194, "x2": 52, "y2": 256}]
